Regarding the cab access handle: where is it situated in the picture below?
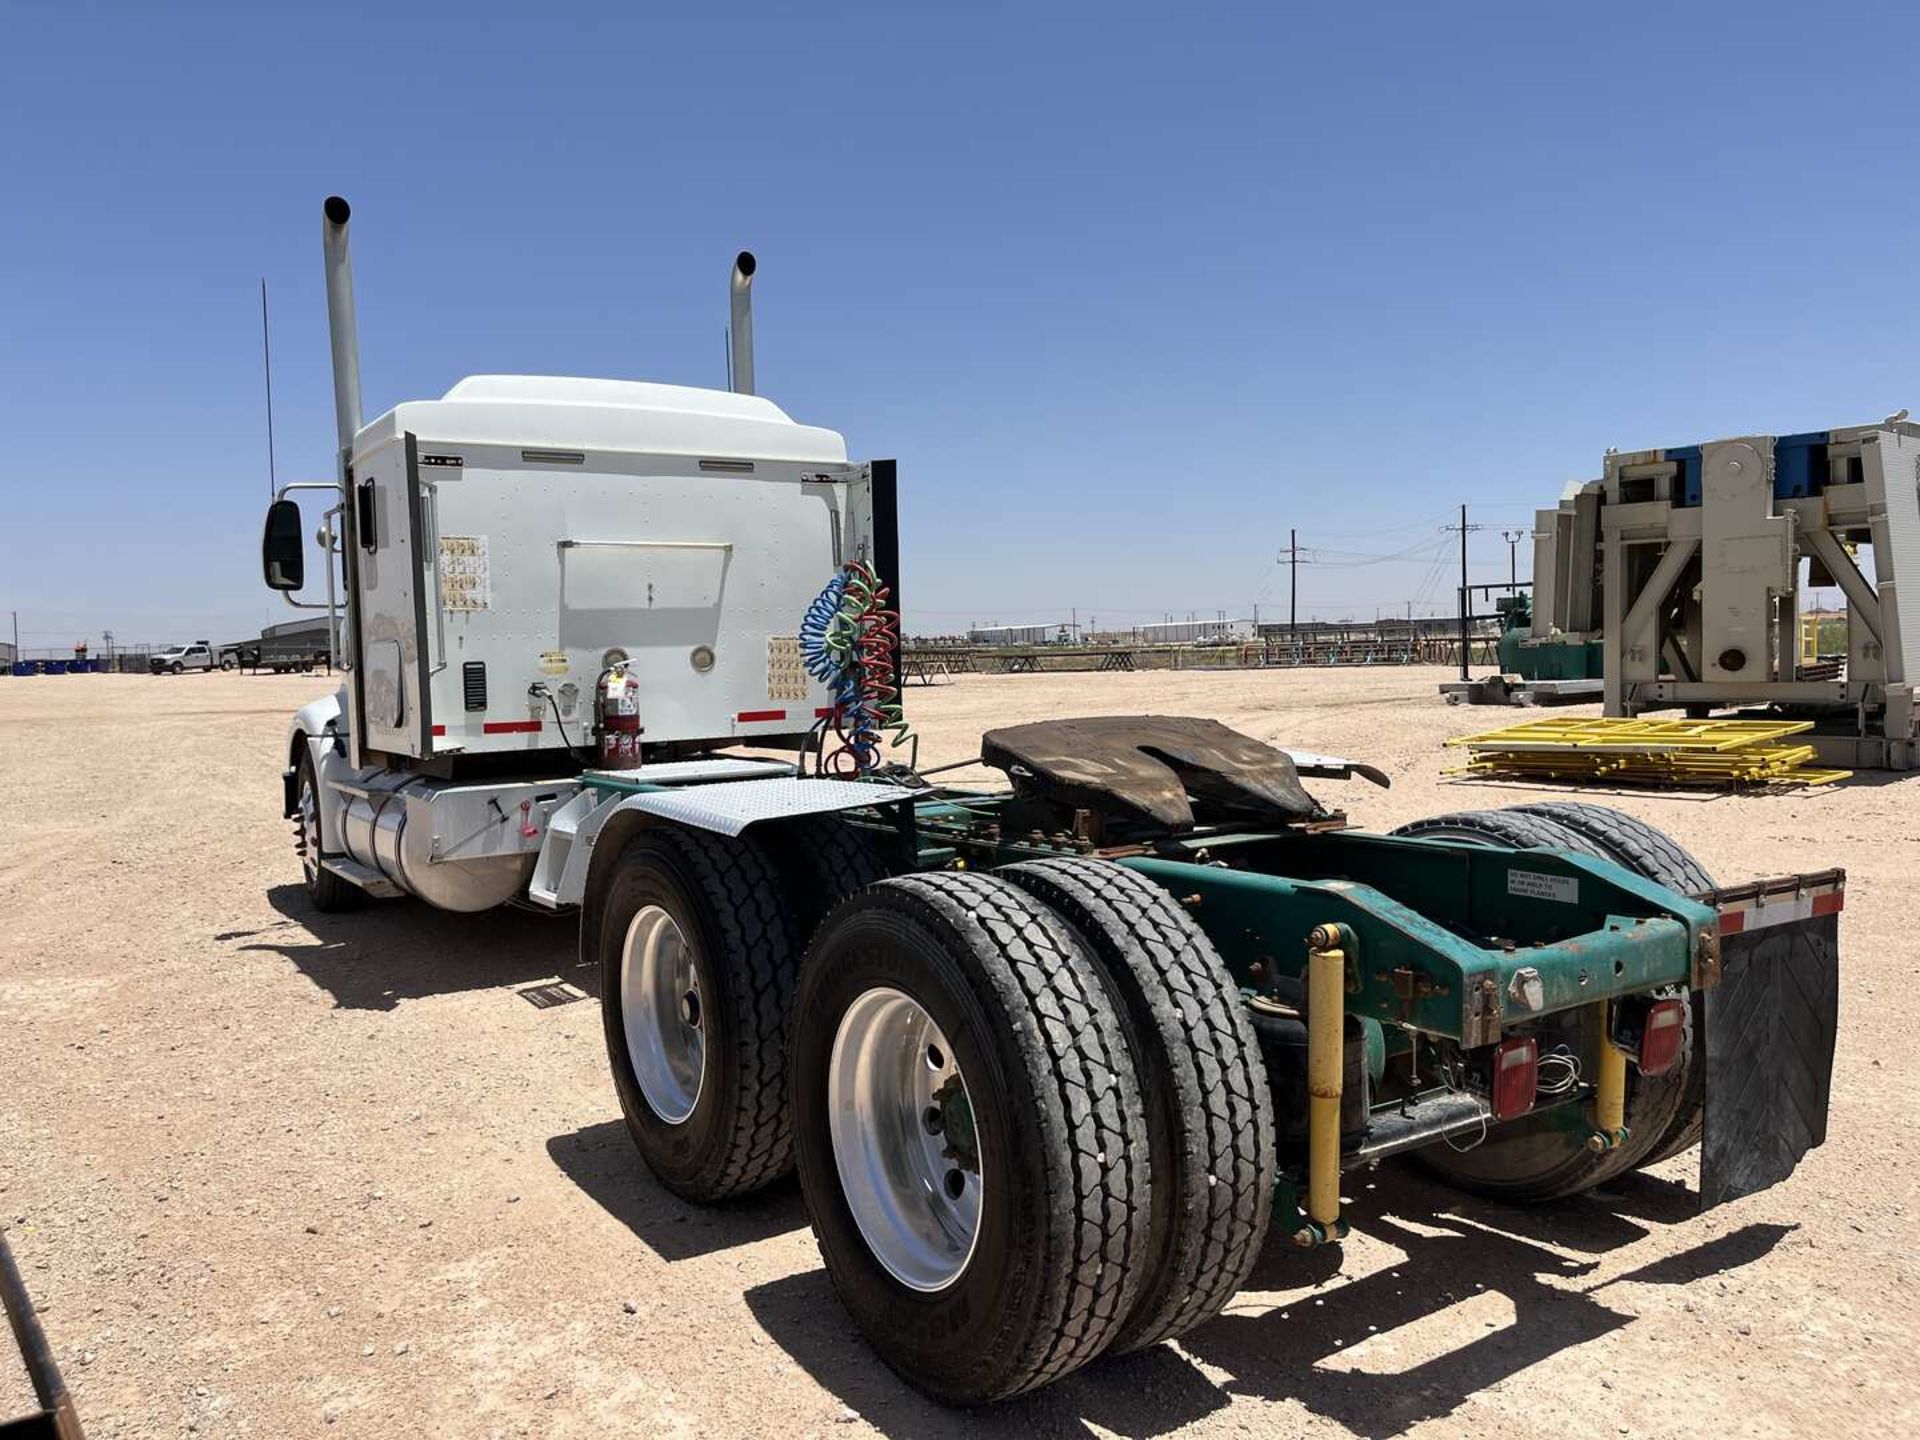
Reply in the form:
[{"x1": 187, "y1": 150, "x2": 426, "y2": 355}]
[{"x1": 357, "y1": 477, "x2": 378, "y2": 553}]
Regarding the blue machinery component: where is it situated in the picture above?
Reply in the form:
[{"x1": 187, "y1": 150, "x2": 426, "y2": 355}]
[{"x1": 1664, "y1": 430, "x2": 1848, "y2": 507}]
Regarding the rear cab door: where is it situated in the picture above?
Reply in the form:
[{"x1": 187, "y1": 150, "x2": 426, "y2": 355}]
[{"x1": 347, "y1": 433, "x2": 432, "y2": 761}]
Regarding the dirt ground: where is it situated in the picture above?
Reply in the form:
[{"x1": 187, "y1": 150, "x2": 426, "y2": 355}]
[{"x1": 2, "y1": 666, "x2": 1915, "y2": 1439}]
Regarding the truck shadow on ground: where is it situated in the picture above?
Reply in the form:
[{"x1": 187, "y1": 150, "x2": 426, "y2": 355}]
[
  {"x1": 245, "y1": 883, "x2": 586, "y2": 1011},
  {"x1": 740, "y1": 1164, "x2": 1792, "y2": 1440},
  {"x1": 545, "y1": 1119, "x2": 810, "y2": 1262}
]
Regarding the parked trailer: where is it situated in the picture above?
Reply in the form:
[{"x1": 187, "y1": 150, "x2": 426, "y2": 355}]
[
  {"x1": 260, "y1": 197, "x2": 1844, "y2": 1405},
  {"x1": 222, "y1": 618, "x2": 332, "y2": 674}
]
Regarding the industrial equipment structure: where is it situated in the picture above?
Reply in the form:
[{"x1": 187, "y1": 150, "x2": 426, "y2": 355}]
[
  {"x1": 1531, "y1": 420, "x2": 1920, "y2": 768},
  {"x1": 965, "y1": 622, "x2": 1072, "y2": 646},
  {"x1": 260, "y1": 198, "x2": 1844, "y2": 1405},
  {"x1": 1135, "y1": 617, "x2": 1258, "y2": 645}
]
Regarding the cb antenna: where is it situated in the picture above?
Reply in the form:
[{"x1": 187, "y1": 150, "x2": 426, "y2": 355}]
[{"x1": 260, "y1": 276, "x2": 278, "y2": 497}]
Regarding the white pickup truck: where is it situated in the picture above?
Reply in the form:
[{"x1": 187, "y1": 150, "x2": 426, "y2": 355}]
[{"x1": 149, "y1": 642, "x2": 220, "y2": 675}]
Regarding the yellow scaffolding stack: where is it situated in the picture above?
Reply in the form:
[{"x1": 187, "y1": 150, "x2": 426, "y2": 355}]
[{"x1": 1446, "y1": 716, "x2": 1851, "y2": 788}]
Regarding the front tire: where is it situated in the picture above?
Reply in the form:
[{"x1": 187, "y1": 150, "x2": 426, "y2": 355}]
[
  {"x1": 791, "y1": 872, "x2": 1150, "y2": 1404},
  {"x1": 594, "y1": 827, "x2": 799, "y2": 1201},
  {"x1": 295, "y1": 752, "x2": 361, "y2": 913}
]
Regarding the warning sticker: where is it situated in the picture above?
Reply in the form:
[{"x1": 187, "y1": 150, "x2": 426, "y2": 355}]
[
  {"x1": 539, "y1": 650, "x2": 570, "y2": 675},
  {"x1": 1508, "y1": 869, "x2": 1579, "y2": 905},
  {"x1": 438, "y1": 535, "x2": 490, "y2": 611},
  {"x1": 766, "y1": 636, "x2": 809, "y2": 702}
]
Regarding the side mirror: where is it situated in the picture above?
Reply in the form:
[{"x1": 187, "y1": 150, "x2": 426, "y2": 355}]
[{"x1": 262, "y1": 499, "x2": 306, "y2": 591}]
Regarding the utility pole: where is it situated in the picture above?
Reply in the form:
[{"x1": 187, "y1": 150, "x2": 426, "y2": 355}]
[
  {"x1": 1444, "y1": 505, "x2": 1485, "y2": 680},
  {"x1": 1278, "y1": 528, "x2": 1309, "y2": 640}
]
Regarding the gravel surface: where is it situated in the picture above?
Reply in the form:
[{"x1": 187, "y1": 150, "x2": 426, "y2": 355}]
[{"x1": 1, "y1": 667, "x2": 1914, "y2": 1438}]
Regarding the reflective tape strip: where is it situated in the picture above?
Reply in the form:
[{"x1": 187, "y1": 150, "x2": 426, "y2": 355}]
[
  {"x1": 736, "y1": 709, "x2": 787, "y2": 723},
  {"x1": 1718, "y1": 886, "x2": 1844, "y2": 935}
]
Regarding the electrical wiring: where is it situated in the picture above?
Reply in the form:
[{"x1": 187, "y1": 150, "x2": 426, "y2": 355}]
[{"x1": 1535, "y1": 1047, "x2": 1582, "y2": 1098}]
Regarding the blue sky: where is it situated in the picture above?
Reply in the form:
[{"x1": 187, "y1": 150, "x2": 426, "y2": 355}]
[{"x1": 6, "y1": 2, "x2": 1916, "y2": 649}]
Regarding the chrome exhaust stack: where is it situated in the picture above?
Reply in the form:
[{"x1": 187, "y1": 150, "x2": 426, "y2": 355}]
[
  {"x1": 321, "y1": 195, "x2": 363, "y2": 459},
  {"x1": 728, "y1": 250, "x2": 756, "y2": 395}
]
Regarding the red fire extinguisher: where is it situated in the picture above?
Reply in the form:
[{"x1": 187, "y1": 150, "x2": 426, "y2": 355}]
[{"x1": 597, "y1": 665, "x2": 642, "y2": 768}]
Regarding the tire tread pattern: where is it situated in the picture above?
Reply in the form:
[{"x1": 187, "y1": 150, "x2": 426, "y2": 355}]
[
  {"x1": 866, "y1": 871, "x2": 1150, "y2": 1400},
  {"x1": 999, "y1": 858, "x2": 1275, "y2": 1352},
  {"x1": 660, "y1": 827, "x2": 798, "y2": 1197}
]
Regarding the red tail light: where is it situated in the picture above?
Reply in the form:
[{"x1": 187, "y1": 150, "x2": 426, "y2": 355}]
[
  {"x1": 1491, "y1": 1036, "x2": 1538, "y2": 1120},
  {"x1": 1638, "y1": 998, "x2": 1686, "y2": 1076}
]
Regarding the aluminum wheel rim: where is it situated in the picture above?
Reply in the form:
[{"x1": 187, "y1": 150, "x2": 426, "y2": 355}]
[
  {"x1": 297, "y1": 772, "x2": 320, "y2": 881},
  {"x1": 828, "y1": 986, "x2": 982, "y2": 1292},
  {"x1": 620, "y1": 905, "x2": 705, "y2": 1125}
]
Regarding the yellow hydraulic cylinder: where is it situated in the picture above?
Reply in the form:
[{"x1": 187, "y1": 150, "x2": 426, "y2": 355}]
[
  {"x1": 1306, "y1": 925, "x2": 1346, "y2": 1229},
  {"x1": 1590, "y1": 1001, "x2": 1628, "y2": 1150}
]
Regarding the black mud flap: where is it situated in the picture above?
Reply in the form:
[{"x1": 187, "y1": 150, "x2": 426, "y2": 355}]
[{"x1": 1700, "y1": 909, "x2": 1839, "y2": 1209}]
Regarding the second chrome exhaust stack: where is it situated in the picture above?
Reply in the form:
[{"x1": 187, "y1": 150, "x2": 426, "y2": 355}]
[
  {"x1": 729, "y1": 251, "x2": 756, "y2": 395},
  {"x1": 321, "y1": 195, "x2": 362, "y2": 461}
]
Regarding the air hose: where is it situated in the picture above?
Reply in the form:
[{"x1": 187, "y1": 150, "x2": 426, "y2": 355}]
[{"x1": 798, "y1": 561, "x2": 915, "y2": 774}]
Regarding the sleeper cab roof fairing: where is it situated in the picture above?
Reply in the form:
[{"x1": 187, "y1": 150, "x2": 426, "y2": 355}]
[{"x1": 349, "y1": 375, "x2": 850, "y2": 466}]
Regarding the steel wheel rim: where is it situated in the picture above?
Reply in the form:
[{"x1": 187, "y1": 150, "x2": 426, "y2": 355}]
[
  {"x1": 827, "y1": 986, "x2": 982, "y2": 1292},
  {"x1": 620, "y1": 905, "x2": 705, "y2": 1124}
]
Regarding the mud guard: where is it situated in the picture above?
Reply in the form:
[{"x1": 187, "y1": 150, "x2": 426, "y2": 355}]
[{"x1": 1701, "y1": 903, "x2": 1840, "y2": 1209}]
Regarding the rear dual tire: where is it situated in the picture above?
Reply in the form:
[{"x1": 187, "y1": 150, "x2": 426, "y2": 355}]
[
  {"x1": 791, "y1": 872, "x2": 1151, "y2": 1405},
  {"x1": 1389, "y1": 805, "x2": 1710, "y2": 1200},
  {"x1": 599, "y1": 836, "x2": 1274, "y2": 1401},
  {"x1": 997, "y1": 858, "x2": 1276, "y2": 1354},
  {"x1": 595, "y1": 828, "x2": 799, "y2": 1201},
  {"x1": 1509, "y1": 802, "x2": 1713, "y2": 1167}
]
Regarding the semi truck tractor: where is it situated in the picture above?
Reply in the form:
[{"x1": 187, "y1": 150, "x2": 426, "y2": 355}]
[{"x1": 261, "y1": 197, "x2": 1843, "y2": 1405}]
